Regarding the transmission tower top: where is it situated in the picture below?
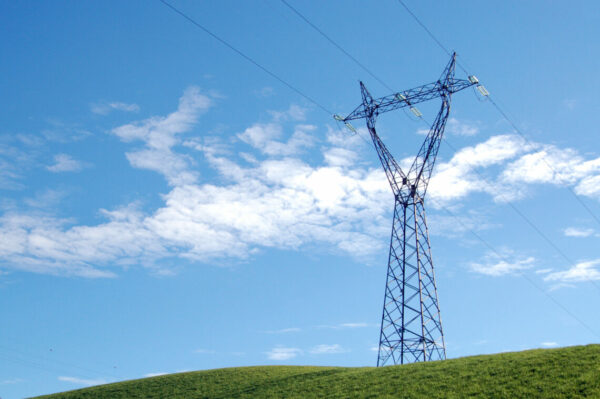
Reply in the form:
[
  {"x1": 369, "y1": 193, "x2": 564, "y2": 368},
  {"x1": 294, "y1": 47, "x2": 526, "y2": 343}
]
[
  {"x1": 334, "y1": 52, "x2": 479, "y2": 205},
  {"x1": 338, "y1": 53, "x2": 476, "y2": 122}
]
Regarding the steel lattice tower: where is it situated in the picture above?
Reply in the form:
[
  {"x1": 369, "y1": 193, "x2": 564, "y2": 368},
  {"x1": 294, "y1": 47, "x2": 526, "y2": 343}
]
[{"x1": 336, "y1": 53, "x2": 476, "y2": 366}]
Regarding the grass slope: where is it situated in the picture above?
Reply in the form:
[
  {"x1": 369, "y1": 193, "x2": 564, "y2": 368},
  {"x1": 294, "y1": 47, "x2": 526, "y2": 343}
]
[{"x1": 34, "y1": 345, "x2": 600, "y2": 398}]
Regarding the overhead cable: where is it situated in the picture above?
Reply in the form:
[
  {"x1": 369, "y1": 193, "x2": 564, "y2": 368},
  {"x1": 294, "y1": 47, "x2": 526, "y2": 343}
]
[
  {"x1": 159, "y1": 0, "x2": 333, "y2": 116},
  {"x1": 396, "y1": 0, "x2": 600, "y2": 228}
]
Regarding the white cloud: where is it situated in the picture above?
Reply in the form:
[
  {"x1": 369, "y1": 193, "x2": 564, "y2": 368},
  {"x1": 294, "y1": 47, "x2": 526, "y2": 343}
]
[
  {"x1": 6, "y1": 88, "x2": 600, "y2": 279},
  {"x1": 535, "y1": 268, "x2": 553, "y2": 274},
  {"x1": 0, "y1": 101, "x2": 390, "y2": 277},
  {"x1": 91, "y1": 101, "x2": 140, "y2": 115},
  {"x1": 58, "y1": 376, "x2": 107, "y2": 387},
  {"x1": 540, "y1": 342, "x2": 558, "y2": 348},
  {"x1": 309, "y1": 344, "x2": 347, "y2": 355},
  {"x1": 111, "y1": 86, "x2": 212, "y2": 186},
  {"x1": 446, "y1": 118, "x2": 479, "y2": 136},
  {"x1": 338, "y1": 322, "x2": 369, "y2": 328},
  {"x1": 317, "y1": 322, "x2": 370, "y2": 330},
  {"x1": 0, "y1": 378, "x2": 23, "y2": 385},
  {"x1": 417, "y1": 118, "x2": 478, "y2": 137},
  {"x1": 576, "y1": 175, "x2": 600, "y2": 198},
  {"x1": 264, "y1": 327, "x2": 301, "y2": 334},
  {"x1": 469, "y1": 251, "x2": 535, "y2": 276},
  {"x1": 237, "y1": 122, "x2": 315, "y2": 156},
  {"x1": 46, "y1": 154, "x2": 85, "y2": 173},
  {"x1": 144, "y1": 372, "x2": 168, "y2": 377},
  {"x1": 428, "y1": 134, "x2": 534, "y2": 206},
  {"x1": 544, "y1": 259, "x2": 600, "y2": 283},
  {"x1": 269, "y1": 104, "x2": 307, "y2": 122},
  {"x1": 266, "y1": 346, "x2": 301, "y2": 360},
  {"x1": 564, "y1": 227, "x2": 595, "y2": 237}
]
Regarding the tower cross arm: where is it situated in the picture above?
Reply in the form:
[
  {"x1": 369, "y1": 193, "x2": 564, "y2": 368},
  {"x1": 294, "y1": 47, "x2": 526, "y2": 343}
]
[{"x1": 341, "y1": 78, "x2": 475, "y2": 122}]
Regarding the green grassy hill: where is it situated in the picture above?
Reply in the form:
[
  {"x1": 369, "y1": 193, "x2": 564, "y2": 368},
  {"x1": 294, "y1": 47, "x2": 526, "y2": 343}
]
[{"x1": 33, "y1": 344, "x2": 600, "y2": 398}]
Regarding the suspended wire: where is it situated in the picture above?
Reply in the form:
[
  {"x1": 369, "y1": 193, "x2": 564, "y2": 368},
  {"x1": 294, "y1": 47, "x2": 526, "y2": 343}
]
[
  {"x1": 276, "y1": 0, "x2": 600, "y2": 327},
  {"x1": 396, "y1": 0, "x2": 600, "y2": 295},
  {"x1": 0, "y1": 336, "x2": 122, "y2": 380},
  {"x1": 159, "y1": 0, "x2": 333, "y2": 116},
  {"x1": 279, "y1": 0, "x2": 395, "y2": 93},
  {"x1": 395, "y1": 0, "x2": 600, "y2": 229},
  {"x1": 487, "y1": 96, "x2": 600, "y2": 228},
  {"x1": 396, "y1": 0, "x2": 470, "y2": 76},
  {"x1": 442, "y1": 138, "x2": 600, "y2": 295},
  {"x1": 430, "y1": 198, "x2": 600, "y2": 339},
  {"x1": 159, "y1": 0, "x2": 599, "y2": 334}
]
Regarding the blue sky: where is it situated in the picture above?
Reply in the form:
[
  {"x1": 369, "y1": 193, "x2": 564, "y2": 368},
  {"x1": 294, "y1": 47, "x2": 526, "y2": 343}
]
[{"x1": 1, "y1": 0, "x2": 600, "y2": 397}]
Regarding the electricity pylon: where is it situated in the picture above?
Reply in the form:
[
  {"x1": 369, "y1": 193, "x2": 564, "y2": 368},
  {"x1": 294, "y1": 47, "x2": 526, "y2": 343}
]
[{"x1": 335, "y1": 53, "x2": 476, "y2": 366}]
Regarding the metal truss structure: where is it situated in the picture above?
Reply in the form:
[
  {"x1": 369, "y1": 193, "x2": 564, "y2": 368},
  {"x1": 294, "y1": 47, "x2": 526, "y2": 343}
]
[{"x1": 336, "y1": 53, "x2": 476, "y2": 366}]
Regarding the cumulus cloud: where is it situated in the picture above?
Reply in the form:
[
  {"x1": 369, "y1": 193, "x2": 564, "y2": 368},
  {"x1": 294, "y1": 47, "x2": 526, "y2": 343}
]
[
  {"x1": 428, "y1": 134, "x2": 600, "y2": 206},
  {"x1": 544, "y1": 259, "x2": 600, "y2": 283},
  {"x1": 469, "y1": 251, "x2": 535, "y2": 276},
  {"x1": 428, "y1": 134, "x2": 534, "y2": 206},
  {"x1": 266, "y1": 346, "x2": 301, "y2": 360},
  {"x1": 0, "y1": 91, "x2": 390, "y2": 277},
  {"x1": 46, "y1": 154, "x2": 85, "y2": 173},
  {"x1": 4, "y1": 87, "x2": 600, "y2": 279}
]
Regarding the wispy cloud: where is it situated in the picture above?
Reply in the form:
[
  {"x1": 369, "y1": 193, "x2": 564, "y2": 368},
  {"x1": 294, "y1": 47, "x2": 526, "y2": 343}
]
[
  {"x1": 447, "y1": 118, "x2": 479, "y2": 136},
  {"x1": 318, "y1": 322, "x2": 370, "y2": 330},
  {"x1": 309, "y1": 344, "x2": 347, "y2": 354},
  {"x1": 4, "y1": 88, "x2": 600, "y2": 279},
  {"x1": 563, "y1": 227, "x2": 595, "y2": 238},
  {"x1": 544, "y1": 259, "x2": 600, "y2": 283},
  {"x1": 91, "y1": 101, "x2": 140, "y2": 115},
  {"x1": 58, "y1": 376, "x2": 107, "y2": 387},
  {"x1": 417, "y1": 118, "x2": 479, "y2": 137},
  {"x1": 144, "y1": 372, "x2": 168, "y2": 377},
  {"x1": 0, "y1": 378, "x2": 24, "y2": 385},
  {"x1": 111, "y1": 86, "x2": 212, "y2": 186},
  {"x1": 540, "y1": 341, "x2": 558, "y2": 348},
  {"x1": 469, "y1": 251, "x2": 535, "y2": 277},
  {"x1": 46, "y1": 154, "x2": 85, "y2": 173},
  {"x1": 266, "y1": 346, "x2": 301, "y2": 361},
  {"x1": 263, "y1": 327, "x2": 301, "y2": 334}
]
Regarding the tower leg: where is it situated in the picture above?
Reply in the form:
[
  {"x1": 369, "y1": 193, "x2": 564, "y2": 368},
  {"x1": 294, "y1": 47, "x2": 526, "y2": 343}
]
[{"x1": 377, "y1": 198, "x2": 446, "y2": 366}]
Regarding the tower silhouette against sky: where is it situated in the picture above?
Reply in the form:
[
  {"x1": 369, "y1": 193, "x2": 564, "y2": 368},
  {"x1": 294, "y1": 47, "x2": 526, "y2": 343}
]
[{"x1": 336, "y1": 53, "x2": 477, "y2": 366}]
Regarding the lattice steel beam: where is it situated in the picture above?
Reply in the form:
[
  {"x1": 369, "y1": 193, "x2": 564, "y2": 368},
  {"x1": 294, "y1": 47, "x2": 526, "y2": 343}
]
[{"x1": 335, "y1": 53, "x2": 475, "y2": 366}]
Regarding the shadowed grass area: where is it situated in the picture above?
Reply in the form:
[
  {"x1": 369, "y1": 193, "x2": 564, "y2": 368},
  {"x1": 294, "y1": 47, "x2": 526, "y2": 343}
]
[{"x1": 33, "y1": 344, "x2": 600, "y2": 398}]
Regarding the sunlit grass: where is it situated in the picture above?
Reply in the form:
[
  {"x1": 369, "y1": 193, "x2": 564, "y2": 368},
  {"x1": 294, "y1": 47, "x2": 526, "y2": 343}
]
[{"x1": 33, "y1": 344, "x2": 600, "y2": 398}]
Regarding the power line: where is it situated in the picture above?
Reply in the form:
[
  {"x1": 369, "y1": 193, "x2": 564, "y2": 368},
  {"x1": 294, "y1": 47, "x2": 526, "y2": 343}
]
[
  {"x1": 160, "y1": 0, "x2": 599, "y2": 336},
  {"x1": 395, "y1": 0, "x2": 600, "y2": 295},
  {"x1": 395, "y1": 0, "x2": 600, "y2": 229},
  {"x1": 441, "y1": 138, "x2": 600, "y2": 295},
  {"x1": 275, "y1": 0, "x2": 600, "y2": 328},
  {"x1": 431, "y1": 199, "x2": 600, "y2": 339},
  {"x1": 159, "y1": 0, "x2": 333, "y2": 116},
  {"x1": 279, "y1": 0, "x2": 395, "y2": 93}
]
